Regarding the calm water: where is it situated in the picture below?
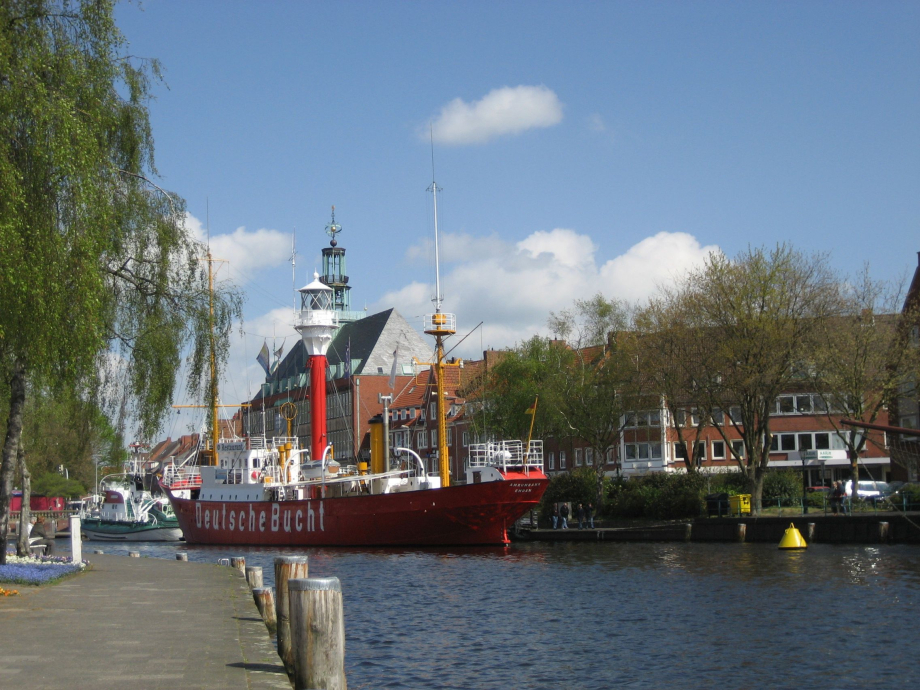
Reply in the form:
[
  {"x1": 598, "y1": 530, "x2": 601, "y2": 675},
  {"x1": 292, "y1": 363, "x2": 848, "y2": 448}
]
[{"x1": 82, "y1": 539, "x2": 920, "y2": 689}]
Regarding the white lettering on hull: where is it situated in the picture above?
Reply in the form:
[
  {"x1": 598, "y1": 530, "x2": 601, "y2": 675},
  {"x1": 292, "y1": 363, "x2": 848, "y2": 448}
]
[{"x1": 193, "y1": 501, "x2": 325, "y2": 534}]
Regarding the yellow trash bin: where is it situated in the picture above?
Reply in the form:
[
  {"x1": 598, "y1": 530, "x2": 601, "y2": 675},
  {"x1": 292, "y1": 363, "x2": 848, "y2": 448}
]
[{"x1": 729, "y1": 494, "x2": 752, "y2": 516}]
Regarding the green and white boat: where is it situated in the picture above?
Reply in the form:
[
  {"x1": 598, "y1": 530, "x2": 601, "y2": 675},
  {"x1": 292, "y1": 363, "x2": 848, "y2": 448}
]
[{"x1": 81, "y1": 475, "x2": 183, "y2": 542}]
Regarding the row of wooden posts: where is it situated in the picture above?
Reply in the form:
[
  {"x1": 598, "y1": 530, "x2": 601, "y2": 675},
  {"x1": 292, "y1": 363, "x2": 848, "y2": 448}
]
[{"x1": 203, "y1": 554, "x2": 347, "y2": 690}]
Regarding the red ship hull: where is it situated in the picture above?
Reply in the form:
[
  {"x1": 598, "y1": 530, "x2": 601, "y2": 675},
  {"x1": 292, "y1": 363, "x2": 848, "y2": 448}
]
[{"x1": 169, "y1": 471, "x2": 548, "y2": 546}]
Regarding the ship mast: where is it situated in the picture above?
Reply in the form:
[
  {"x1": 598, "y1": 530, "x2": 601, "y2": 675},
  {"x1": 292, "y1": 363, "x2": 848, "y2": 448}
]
[
  {"x1": 208, "y1": 249, "x2": 219, "y2": 466},
  {"x1": 424, "y1": 170, "x2": 459, "y2": 488}
]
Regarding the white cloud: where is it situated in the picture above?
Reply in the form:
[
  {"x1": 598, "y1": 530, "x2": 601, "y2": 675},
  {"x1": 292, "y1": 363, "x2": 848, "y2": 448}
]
[
  {"x1": 588, "y1": 113, "x2": 606, "y2": 133},
  {"x1": 427, "y1": 85, "x2": 564, "y2": 145},
  {"x1": 184, "y1": 213, "x2": 292, "y2": 276},
  {"x1": 372, "y1": 230, "x2": 719, "y2": 358}
]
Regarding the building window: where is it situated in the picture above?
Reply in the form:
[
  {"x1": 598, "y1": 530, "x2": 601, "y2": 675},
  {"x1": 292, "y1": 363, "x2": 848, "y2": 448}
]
[
  {"x1": 711, "y1": 408, "x2": 724, "y2": 425},
  {"x1": 548, "y1": 452, "x2": 555, "y2": 470},
  {"x1": 648, "y1": 410, "x2": 661, "y2": 427},
  {"x1": 712, "y1": 441, "x2": 725, "y2": 459},
  {"x1": 585, "y1": 448, "x2": 593, "y2": 465},
  {"x1": 560, "y1": 451, "x2": 567, "y2": 469},
  {"x1": 674, "y1": 443, "x2": 688, "y2": 461},
  {"x1": 731, "y1": 440, "x2": 745, "y2": 459},
  {"x1": 462, "y1": 431, "x2": 469, "y2": 447},
  {"x1": 575, "y1": 448, "x2": 583, "y2": 466},
  {"x1": 674, "y1": 409, "x2": 687, "y2": 427},
  {"x1": 729, "y1": 406, "x2": 742, "y2": 424},
  {"x1": 694, "y1": 442, "x2": 706, "y2": 466},
  {"x1": 430, "y1": 430, "x2": 438, "y2": 448},
  {"x1": 418, "y1": 431, "x2": 427, "y2": 449}
]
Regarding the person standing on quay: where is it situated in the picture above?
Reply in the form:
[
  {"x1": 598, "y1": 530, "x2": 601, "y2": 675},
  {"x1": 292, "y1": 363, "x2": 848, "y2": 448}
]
[
  {"x1": 552, "y1": 504, "x2": 559, "y2": 530},
  {"x1": 559, "y1": 502, "x2": 569, "y2": 529},
  {"x1": 576, "y1": 503, "x2": 586, "y2": 529},
  {"x1": 830, "y1": 481, "x2": 844, "y2": 515},
  {"x1": 586, "y1": 503, "x2": 595, "y2": 529}
]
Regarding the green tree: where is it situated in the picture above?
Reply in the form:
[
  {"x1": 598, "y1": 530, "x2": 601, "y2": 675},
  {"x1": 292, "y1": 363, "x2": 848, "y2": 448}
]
[
  {"x1": 548, "y1": 295, "x2": 656, "y2": 506},
  {"x1": 808, "y1": 267, "x2": 920, "y2": 499},
  {"x1": 470, "y1": 336, "x2": 566, "y2": 442},
  {"x1": 678, "y1": 245, "x2": 839, "y2": 513},
  {"x1": 0, "y1": 0, "x2": 242, "y2": 563}
]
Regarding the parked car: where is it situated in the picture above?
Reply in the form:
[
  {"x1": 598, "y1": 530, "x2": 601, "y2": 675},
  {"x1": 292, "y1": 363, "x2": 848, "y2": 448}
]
[{"x1": 843, "y1": 480, "x2": 893, "y2": 504}]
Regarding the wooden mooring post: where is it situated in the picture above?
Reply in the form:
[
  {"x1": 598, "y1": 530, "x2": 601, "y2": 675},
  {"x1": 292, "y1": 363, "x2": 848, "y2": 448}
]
[
  {"x1": 289, "y1": 576, "x2": 347, "y2": 690},
  {"x1": 275, "y1": 555, "x2": 309, "y2": 675},
  {"x1": 176, "y1": 552, "x2": 188, "y2": 561},
  {"x1": 245, "y1": 565, "x2": 263, "y2": 590},
  {"x1": 252, "y1": 587, "x2": 277, "y2": 634},
  {"x1": 231, "y1": 556, "x2": 246, "y2": 574}
]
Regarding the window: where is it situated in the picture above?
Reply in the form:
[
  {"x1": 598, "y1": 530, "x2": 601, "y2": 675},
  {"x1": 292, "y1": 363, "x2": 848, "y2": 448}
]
[
  {"x1": 606, "y1": 448, "x2": 616, "y2": 464},
  {"x1": 729, "y1": 406, "x2": 742, "y2": 424},
  {"x1": 447, "y1": 428, "x2": 453, "y2": 445},
  {"x1": 462, "y1": 431, "x2": 469, "y2": 447},
  {"x1": 560, "y1": 451, "x2": 567, "y2": 469},
  {"x1": 625, "y1": 444, "x2": 637, "y2": 460},
  {"x1": 548, "y1": 452, "x2": 555, "y2": 470},
  {"x1": 420, "y1": 408, "x2": 426, "y2": 421},
  {"x1": 797, "y1": 434, "x2": 813, "y2": 452},
  {"x1": 430, "y1": 402, "x2": 437, "y2": 419},
  {"x1": 674, "y1": 443, "x2": 688, "y2": 461},
  {"x1": 430, "y1": 430, "x2": 438, "y2": 448},
  {"x1": 815, "y1": 432, "x2": 830, "y2": 450},
  {"x1": 648, "y1": 410, "x2": 661, "y2": 426},
  {"x1": 418, "y1": 431, "x2": 428, "y2": 449},
  {"x1": 575, "y1": 448, "x2": 583, "y2": 466},
  {"x1": 624, "y1": 412, "x2": 637, "y2": 428},
  {"x1": 796, "y1": 395, "x2": 813, "y2": 414},
  {"x1": 712, "y1": 441, "x2": 725, "y2": 459},
  {"x1": 674, "y1": 409, "x2": 687, "y2": 427},
  {"x1": 731, "y1": 440, "x2": 745, "y2": 459},
  {"x1": 637, "y1": 411, "x2": 649, "y2": 426},
  {"x1": 778, "y1": 396, "x2": 795, "y2": 414},
  {"x1": 690, "y1": 408, "x2": 700, "y2": 426},
  {"x1": 694, "y1": 442, "x2": 706, "y2": 463},
  {"x1": 813, "y1": 396, "x2": 828, "y2": 413},
  {"x1": 585, "y1": 448, "x2": 594, "y2": 465},
  {"x1": 711, "y1": 408, "x2": 724, "y2": 425},
  {"x1": 650, "y1": 443, "x2": 662, "y2": 459},
  {"x1": 780, "y1": 434, "x2": 796, "y2": 451}
]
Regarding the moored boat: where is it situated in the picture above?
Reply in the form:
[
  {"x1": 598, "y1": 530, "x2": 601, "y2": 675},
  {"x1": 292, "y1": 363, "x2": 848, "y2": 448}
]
[
  {"x1": 82, "y1": 475, "x2": 183, "y2": 542},
  {"x1": 166, "y1": 186, "x2": 548, "y2": 546}
]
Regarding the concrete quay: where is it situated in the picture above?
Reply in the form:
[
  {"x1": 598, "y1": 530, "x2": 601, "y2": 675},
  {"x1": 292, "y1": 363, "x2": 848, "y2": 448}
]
[
  {"x1": 520, "y1": 512, "x2": 920, "y2": 544},
  {"x1": 0, "y1": 554, "x2": 291, "y2": 689}
]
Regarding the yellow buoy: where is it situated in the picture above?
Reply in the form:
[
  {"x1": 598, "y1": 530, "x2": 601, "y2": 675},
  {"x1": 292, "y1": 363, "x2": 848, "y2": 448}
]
[{"x1": 778, "y1": 523, "x2": 807, "y2": 550}]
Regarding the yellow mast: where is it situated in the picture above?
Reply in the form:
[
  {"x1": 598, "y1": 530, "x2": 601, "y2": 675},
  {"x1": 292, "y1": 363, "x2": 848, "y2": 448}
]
[{"x1": 208, "y1": 250, "x2": 219, "y2": 466}]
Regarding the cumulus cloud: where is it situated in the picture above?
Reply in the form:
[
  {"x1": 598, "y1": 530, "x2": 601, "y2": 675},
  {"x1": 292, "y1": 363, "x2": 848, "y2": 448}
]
[
  {"x1": 427, "y1": 85, "x2": 563, "y2": 145},
  {"x1": 372, "y1": 230, "x2": 719, "y2": 358},
  {"x1": 184, "y1": 213, "x2": 292, "y2": 276}
]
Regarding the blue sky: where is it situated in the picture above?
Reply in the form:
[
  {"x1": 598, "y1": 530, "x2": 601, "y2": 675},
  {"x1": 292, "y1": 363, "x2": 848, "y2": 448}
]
[{"x1": 114, "y1": 1, "x2": 920, "y2": 435}]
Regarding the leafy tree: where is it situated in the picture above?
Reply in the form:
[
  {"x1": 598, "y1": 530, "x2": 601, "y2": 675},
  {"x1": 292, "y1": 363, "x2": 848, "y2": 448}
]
[
  {"x1": 0, "y1": 0, "x2": 242, "y2": 563},
  {"x1": 547, "y1": 295, "x2": 656, "y2": 505},
  {"x1": 635, "y1": 292, "x2": 715, "y2": 474},
  {"x1": 678, "y1": 245, "x2": 839, "y2": 513},
  {"x1": 808, "y1": 267, "x2": 920, "y2": 499},
  {"x1": 470, "y1": 336, "x2": 566, "y2": 442},
  {"x1": 31, "y1": 472, "x2": 85, "y2": 498}
]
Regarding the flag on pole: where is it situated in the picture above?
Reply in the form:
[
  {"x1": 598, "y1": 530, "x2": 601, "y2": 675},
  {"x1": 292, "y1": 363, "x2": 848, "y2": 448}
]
[
  {"x1": 525, "y1": 398, "x2": 538, "y2": 415},
  {"x1": 388, "y1": 344, "x2": 399, "y2": 389},
  {"x1": 270, "y1": 344, "x2": 283, "y2": 375},
  {"x1": 257, "y1": 341, "x2": 271, "y2": 377}
]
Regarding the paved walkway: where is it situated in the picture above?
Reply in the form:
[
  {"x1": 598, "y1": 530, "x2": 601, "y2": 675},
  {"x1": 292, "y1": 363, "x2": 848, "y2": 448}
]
[{"x1": 0, "y1": 554, "x2": 291, "y2": 689}]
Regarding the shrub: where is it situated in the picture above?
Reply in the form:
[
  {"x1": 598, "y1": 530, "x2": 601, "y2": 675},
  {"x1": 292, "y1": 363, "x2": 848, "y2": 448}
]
[
  {"x1": 538, "y1": 467, "x2": 603, "y2": 526},
  {"x1": 761, "y1": 470, "x2": 804, "y2": 504}
]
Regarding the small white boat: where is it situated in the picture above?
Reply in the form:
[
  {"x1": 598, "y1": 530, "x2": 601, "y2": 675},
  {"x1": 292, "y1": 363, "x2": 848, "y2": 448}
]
[{"x1": 81, "y1": 476, "x2": 183, "y2": 542}]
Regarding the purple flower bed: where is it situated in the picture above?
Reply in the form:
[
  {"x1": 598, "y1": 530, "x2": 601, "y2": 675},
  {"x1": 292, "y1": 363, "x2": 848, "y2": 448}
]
[{"x1": 0, "y1": 554, "x2": 86, "y2": 585}]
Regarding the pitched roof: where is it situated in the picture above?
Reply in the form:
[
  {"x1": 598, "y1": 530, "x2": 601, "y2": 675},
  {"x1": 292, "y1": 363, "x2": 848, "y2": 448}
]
[{"x1": 255, "y1": 308, "x2": 433, "y2": 400}]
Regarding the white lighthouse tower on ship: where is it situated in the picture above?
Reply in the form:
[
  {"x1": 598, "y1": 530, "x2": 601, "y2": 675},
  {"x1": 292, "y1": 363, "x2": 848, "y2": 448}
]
[{"x1": 295, "y1": 272, "x2": 337, "y2": 463}]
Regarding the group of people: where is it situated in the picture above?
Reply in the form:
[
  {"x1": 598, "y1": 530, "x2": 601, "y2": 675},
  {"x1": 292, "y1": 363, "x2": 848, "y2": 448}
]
[{"x1": 551, "y1": 502, "x2": 594, "y2": 530}]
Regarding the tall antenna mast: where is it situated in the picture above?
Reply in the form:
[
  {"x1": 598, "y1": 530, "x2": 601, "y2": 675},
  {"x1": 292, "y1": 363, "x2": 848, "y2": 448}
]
[
  {"x1": 291, "y1": 230, "x2": 297, "y2": 313},
  {"x1": 427, "y1": 126, "x2": 443, "y2": 311}
]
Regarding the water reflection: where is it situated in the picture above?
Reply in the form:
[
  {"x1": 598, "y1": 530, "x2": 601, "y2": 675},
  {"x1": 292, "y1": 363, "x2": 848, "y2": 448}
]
[{"x1": 84, "y1": 539, "x2": 920, "y2": 689}]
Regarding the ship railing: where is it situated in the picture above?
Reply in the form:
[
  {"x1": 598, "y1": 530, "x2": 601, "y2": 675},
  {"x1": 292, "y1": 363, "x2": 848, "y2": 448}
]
[
  {"x1": 161, "y1": 463, "x2": 201, "y2": 488},
  {"x1": 272, "y1": 436, "x2": 299, "y2": 449},
  {"x1": 250, "y1": 437, "x2": 267, "y2": 449},
  {"x1": 468, "y1": 440, "x2": 544, "y2": 472}
]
